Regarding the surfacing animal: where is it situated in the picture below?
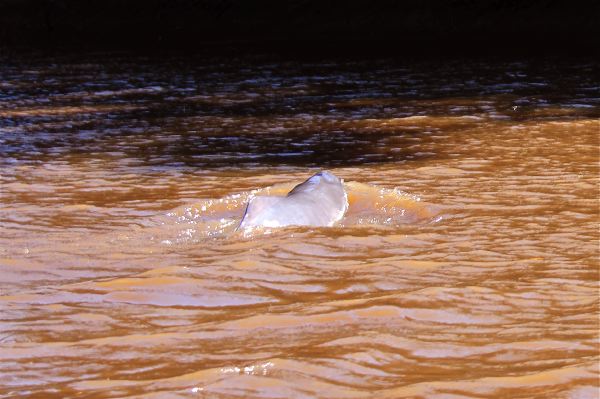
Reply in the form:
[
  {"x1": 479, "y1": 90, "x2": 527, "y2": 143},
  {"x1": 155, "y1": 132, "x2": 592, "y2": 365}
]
[{"x1": 238, "y1": 171, "x2": 348, "y2": 230}]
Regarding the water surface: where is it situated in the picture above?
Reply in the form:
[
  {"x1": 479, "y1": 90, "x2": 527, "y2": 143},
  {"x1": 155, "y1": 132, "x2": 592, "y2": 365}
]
[{"x1": 0, "y1": 54, "x2": 598, "y2": 398}]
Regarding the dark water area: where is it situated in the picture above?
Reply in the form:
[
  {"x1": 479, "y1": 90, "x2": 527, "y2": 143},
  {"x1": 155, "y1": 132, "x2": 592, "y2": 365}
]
[
  {"x1": 1, "y1": 55, "x2": 598, "y2": 169},
  {"x1": 0, "y1": 53, "x2": 599, "y2": 398},
  {"x1": 1, "y1": 0, "x2": 599, "y2": 56}
]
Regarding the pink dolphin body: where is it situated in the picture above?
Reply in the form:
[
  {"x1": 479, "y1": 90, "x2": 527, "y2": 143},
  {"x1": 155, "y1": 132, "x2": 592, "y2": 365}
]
[{"x1": 239, "y1": 171, "x2": 348, "y2": 229}]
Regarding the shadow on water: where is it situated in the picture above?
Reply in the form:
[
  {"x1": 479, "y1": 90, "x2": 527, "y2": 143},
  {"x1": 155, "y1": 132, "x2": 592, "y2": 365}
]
[
  {"x1": 152, "y1": 130, "x2": 438, "y2": 168},
  {"x1": 0, "y1": 123, "x2": 440, "y2": 169}
]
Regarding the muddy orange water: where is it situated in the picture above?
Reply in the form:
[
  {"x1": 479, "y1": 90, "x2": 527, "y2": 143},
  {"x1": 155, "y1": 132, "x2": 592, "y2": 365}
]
[{"x1": 0, "y1": 55, "x2": 599, "y2": 398}]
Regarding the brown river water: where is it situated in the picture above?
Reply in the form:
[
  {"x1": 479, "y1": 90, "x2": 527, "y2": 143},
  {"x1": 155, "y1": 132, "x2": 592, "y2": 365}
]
[{"x1": 0, "y1": 54, "x2": 599, "y2": 398}]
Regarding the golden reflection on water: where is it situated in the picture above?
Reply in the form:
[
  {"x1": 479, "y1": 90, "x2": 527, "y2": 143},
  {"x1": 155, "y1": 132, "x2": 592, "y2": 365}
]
[{"x1": 0, "y1": 55, "x2": 598, "y2": 398}]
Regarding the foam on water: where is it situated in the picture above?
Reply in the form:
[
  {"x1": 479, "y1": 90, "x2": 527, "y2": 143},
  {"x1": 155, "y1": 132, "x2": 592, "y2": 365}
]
[{"x1": 158, "y1": 180, "x2": 440, "y2": 242}]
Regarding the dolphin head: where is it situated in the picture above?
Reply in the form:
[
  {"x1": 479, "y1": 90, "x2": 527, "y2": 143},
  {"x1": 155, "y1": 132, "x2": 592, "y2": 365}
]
[
  {"x1": 316, "y1": 170, "x2": 343, "y2": 184},
  {"x1": 287, "y1": 170, "x2": 344, "y2": 196}
]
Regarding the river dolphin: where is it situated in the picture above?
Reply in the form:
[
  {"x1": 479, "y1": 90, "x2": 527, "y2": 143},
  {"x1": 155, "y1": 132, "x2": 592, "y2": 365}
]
[{"x1": 238, "y1": 171, "x2": 348, "y2": 229}]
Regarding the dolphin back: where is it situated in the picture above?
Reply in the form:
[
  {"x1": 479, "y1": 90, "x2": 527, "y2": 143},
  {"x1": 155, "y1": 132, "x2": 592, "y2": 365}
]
[{"x1": 239, "y1": 171, "x2": 348, "y2": 229}]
